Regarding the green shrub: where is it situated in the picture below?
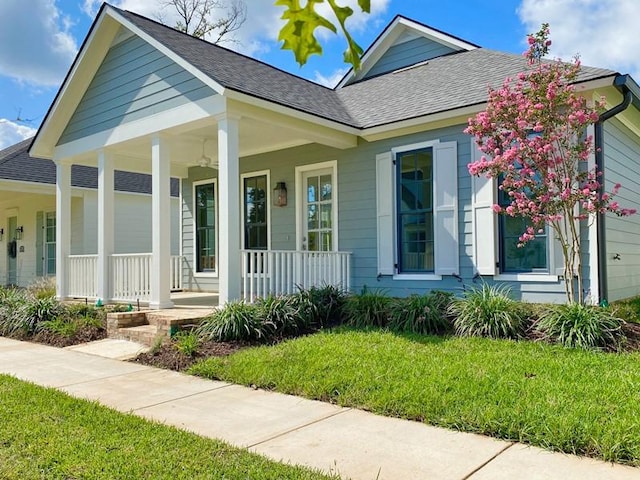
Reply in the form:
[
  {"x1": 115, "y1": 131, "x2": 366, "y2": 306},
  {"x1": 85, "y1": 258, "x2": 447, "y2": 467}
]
[
  {"x1": 388, "y1": 291, "x2": 453, "y2": 335},
  {"x1": 40, "y1": 317, "x2": 79, "y2": 337},
  {"x1": 450, "y1": 284, "x2": 526, "y2": 339},
  {"x1": 27, "y1": 277, "x2": 56, "y2": 299},
  {"x1": 196, "y1": 301, "x2": 270, "y2": 342},
  {"x1": 343, "y1": 287, "x2": 391, "y2": 328},
  {"x1": 257, "y1": 295, "x2": 307, "y2": 336},
  {"x1": 0, "y1": 288, "x2": 30, "y2": 336},
  {"x1": 611, "y1": 298, "x2": 640, "y2": 324},
  {"x1": 173, "y1": 330, "x2": 200, "y2": 357},
  {"x1": 535, "y1": 303, "x2": 625, "y2": 350}
]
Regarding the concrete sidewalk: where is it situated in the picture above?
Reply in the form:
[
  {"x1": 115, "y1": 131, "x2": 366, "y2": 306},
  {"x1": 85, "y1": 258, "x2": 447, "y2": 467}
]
[{"x1": 0, "y1": 337, "x2": 638, "y2": 480}]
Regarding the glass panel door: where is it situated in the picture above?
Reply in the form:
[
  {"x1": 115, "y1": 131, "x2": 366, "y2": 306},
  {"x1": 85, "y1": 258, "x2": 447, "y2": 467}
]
[
  {"x1": 302, "y1": 169, "x2": 334, "y2": 251},
  {"x1": 6, "y1": 216, "x2": 17, "y2": 285}
]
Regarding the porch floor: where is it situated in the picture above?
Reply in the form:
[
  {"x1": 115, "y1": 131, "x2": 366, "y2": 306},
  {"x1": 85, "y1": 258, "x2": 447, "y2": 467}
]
[{"x1": 170, "y1": 291, "x2": 219, "y2": 310}]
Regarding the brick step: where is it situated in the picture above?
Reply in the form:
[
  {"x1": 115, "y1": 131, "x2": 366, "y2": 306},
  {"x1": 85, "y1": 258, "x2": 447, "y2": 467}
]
[{"x1": 115, "y1": 325, "x2": 160, "y2": 347}]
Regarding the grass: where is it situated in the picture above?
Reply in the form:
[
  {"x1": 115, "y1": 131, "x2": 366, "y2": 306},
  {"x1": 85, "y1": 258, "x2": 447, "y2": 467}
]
[
  {"x1": 190, "y1": 328, "x2": 640, "y2": 466},
  {"x1": 0, "y1": 375, "x2": 336, "y2": 480}
]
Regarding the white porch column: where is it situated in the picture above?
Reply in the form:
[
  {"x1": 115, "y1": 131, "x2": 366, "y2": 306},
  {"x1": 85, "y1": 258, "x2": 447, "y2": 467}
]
[
  {"x1": 218, "y1": 115, "x2": 241, "y2": 303},
  {"x1": 55, "y1": 161, "x2": 71, "y2": 301},
  {"x1": 150, "y1": 134, "x2": 174, "y2": 309},
  {"x1": 97, "y1": 149, "x2": 114, "y2": 302}
]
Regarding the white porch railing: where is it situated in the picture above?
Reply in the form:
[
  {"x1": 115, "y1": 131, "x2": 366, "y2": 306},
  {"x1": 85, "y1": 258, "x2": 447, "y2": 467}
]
[
  {"x1": 67, "y1": 254, "x2": 183, "y2": 301},
  {"x1": 68, "y1": 255, "x2": 98, "y2": 299},
  {"x1": 241, "y1": 250, "x2": 351, "y2": 302}
]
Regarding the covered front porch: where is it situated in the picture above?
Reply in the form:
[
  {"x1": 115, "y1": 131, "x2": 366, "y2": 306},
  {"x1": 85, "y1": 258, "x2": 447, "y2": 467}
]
[
  {"x1": 65, "y1": 249, "x2": 351, "y2": 304},
  {"x1": 52, "y1": 99, "x2": 356, "y2": 308}
]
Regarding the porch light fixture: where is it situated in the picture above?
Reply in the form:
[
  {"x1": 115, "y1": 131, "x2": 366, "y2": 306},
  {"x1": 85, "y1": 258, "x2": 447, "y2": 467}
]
[
  {"x1": 15, "y1": 226, "x2": 23, "y2": 240},
  {"x1": 0, "y1": 228, "x2": 3, "y2": 241},
  {"x1": 273, "y1": 182, "x2": 287, "y2": 207}
]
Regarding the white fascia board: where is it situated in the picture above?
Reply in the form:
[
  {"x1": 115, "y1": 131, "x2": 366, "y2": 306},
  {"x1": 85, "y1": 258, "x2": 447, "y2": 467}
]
[
  {"x1": 361, "y1": 104, "x2": 485, "y2": 142},
  {"x1": 53, "y1": 95, "x2": 224, "y2": 161},
  {"x1": 106, "y1": 8, "x2": 226, "y2": 96}
]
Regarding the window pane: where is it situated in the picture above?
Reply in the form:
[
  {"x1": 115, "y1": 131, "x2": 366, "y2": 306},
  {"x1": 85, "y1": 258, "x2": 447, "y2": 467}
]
[
  {"x1": 320, "y1": 175, "x2": 332, "y2": 201},
  {"x1": 500, "y1": 216, "x2": 547, "y2": 272},
  {"x1": 195, "y1": 182, "x2": 216, "y2": 272},
  {"x1": 396, "y1": 148, "x2": 434, "y2": 273},
  {"x1": 308, "y1": 232, "x2": 317, "y2": 251},
  {"x1": 307, "y1": 204, "x2": 318, "y2": 230},
  {"x1": 307, "y1": 176, "x2": 318, "y2": 203},
  {"x1": 244, "y1": 175, "x2": 268, "y2": 250},
  {"x1": 320, "y1": 204, "x2": 332, "y2": 229}
]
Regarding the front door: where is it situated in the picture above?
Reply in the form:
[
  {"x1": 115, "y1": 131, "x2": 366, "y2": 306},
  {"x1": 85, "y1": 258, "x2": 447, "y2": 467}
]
[
  {"x1": 301, "y1": 168, "x2": 335, "y2": 252},
  {"x1": 6, "y1": 216, "x2": 17, "y2": 285}
]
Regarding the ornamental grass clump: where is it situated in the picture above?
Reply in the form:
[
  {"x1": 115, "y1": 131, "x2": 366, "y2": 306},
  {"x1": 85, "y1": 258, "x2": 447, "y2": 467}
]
[
  {"x1": 450, "y1": 284, "x2": 526, "y2": 339},
  {"x1": 388, "y1": 291, "x2": 453, "y2": 335},
  {"x1": 343, "y1": 287, "x2": 391, "y2": 328},
  {"x1": 535, "y1": 303, "x2": 625, "y2": 351},
  {"x1": 196, "y1": 301, "x2": 271, "y2": 342}
]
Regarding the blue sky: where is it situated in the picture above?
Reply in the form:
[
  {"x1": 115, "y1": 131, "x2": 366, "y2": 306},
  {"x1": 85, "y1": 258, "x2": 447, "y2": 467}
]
[{"x1": 1, "y1": 0, "x2": 639, "y2": 149}]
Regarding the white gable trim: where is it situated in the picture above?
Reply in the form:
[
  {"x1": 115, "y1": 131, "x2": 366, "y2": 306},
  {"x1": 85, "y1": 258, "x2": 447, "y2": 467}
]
[
  {"x1": 106, "y1": 7, "x2": 226, "y2": 96},
  {"x1": 338, "y1": 16, "x2": 478, "y2": 87}
]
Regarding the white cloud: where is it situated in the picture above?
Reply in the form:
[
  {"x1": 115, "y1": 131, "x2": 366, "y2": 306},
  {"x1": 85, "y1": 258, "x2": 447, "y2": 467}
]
[
  {"x1": 0, "y1": 0, "x2": 77, "y2": 86},
  {"x1": 88, "y1": 0, "x2": 389, "y2": 59},
  {"x1": 313, "y1": 67, "x2": 349, "y2": 88},
  {"x1": 0, "y1": 120, "x2": 36, "y2": 150},
  {"x1": 518, "y1": 0, "x2": 640, "y2": 79}
]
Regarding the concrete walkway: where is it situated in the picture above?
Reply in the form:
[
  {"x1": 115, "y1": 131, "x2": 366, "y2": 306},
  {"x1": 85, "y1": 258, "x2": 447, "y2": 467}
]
[{"x1": 0, "y1": 337, "x2": 638, "y2": 480}]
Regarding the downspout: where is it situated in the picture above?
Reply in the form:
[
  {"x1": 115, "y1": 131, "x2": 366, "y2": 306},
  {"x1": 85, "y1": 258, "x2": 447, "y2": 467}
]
[{"x1": 594, "y1": 75, "x2": 634, "y2": 304}]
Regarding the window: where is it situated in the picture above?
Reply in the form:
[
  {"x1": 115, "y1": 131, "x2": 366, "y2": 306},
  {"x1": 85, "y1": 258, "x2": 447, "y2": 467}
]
[
  {"x1": 497, "y1": 180, "x2": 549, "y2": 273},
  {"x1": 243, "y1": 174, "x2": 268, "y2": 250},
  {"x1": 45, "y1": 212, "x2": 56, "y2": 275},
  {"x1": 396, "y1": 147, "x2": 434, "y2": 273},
  {"x1": 194, "y1": 180, "x2": 216, "y2": 273}
]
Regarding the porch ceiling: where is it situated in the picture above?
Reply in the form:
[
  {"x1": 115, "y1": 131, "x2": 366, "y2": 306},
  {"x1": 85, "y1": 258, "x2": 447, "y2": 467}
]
[{"x1": 60, "y1": 114, "x2": 321, "y2": 176}]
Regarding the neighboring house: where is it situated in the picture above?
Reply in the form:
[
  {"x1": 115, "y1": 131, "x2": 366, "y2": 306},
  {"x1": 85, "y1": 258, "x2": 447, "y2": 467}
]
[
  {"x1": 0, "y1": 138, "x2": 180, "y2": 288},
  {"x1": 28, "y1": 4, "x2": 640, "y2": 308}
]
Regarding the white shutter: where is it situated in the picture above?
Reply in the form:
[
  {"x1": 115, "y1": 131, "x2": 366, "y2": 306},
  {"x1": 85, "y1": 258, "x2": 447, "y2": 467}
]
[
  {"x1": 471, "y1": 144, "x2": 497, "y2": 275},
  {"x1": 433, "y1": 141, "x2": 459, "y2": 276},
  {"x1": 376, "y1": 151, "x2": 395, "y2": 275}
]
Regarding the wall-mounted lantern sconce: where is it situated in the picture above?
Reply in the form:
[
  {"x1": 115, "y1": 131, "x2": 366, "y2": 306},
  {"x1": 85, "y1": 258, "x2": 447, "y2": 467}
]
[
  {"x1": 15, "y1": 226, "x2": 23, "y2": 240},
  {"x1": 273, "y1": 182, "x2": 287, "y2": 207},
  {"x1": 0, "y1": 228, "x2": 4, "y2": 241}
]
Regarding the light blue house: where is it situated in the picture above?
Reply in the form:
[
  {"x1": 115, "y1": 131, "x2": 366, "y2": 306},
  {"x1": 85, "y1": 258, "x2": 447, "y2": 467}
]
[{"x1": 29, "y1": 4, "x2": 640, "y2": 308}]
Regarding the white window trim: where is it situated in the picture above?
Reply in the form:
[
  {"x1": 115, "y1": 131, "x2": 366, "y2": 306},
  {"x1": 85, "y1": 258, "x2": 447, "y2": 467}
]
[
  {"x1": 393, "y1": 273, "x2": 443, "y2": 281},
  {"x1": 192, "y1": 178, "x2": 218, "y2": 278},
  {"x1": 295, "y1": 160, "x2": 338, "y2": 251},
  {"x1": 240, "y1": 170, "x2": 271, "y2": 251},
  {"x1": 494, "y1": 273, "x2": 559, "y2": 283},
  {"x1": 392, "y1": 139, "x2": 440, "y2": 276},
  {"x1": 44, "y1": 211, "x2": 56, "y2": 276}
]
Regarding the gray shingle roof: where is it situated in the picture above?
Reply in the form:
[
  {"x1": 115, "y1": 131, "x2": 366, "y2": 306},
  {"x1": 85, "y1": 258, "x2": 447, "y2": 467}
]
[
  {"x1": 115, "y1": 8, "x2": 359, "y2": 128},
  {"x1": 0, "y1": 138, "x2": 180, "y2": 197},
  {"x1": 337, "y1": 49, "x2": 616, "y2": 128},
  {"x1": 114, "y1": 7, "x2": 618, "y2": 131}
]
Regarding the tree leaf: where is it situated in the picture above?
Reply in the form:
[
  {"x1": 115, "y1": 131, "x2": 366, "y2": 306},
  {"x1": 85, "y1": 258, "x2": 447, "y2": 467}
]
[
  {"x1": 276, "y1": 0, "x2": 337, "y2": 66},
  {"x1": 276, "y1": 0, "x2": 368, "y2": 70}
]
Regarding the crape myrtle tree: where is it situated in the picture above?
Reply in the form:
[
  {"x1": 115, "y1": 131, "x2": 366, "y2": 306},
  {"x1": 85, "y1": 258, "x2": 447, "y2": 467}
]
[{"x1": 465, "y1": 24, "x2": 636, "y2": 304}]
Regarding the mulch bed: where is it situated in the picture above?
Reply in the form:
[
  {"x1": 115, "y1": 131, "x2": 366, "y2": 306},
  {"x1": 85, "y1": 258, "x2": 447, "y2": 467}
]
[
  {"x1": 130, "y1": 340, "x2": 248, "y2": 372},
  {"x1": 622, "y1": 322, "x2": 640, "y2": 351},
  {"x1": 10, "y1": 326, "x2": 107, "y2": 348}
]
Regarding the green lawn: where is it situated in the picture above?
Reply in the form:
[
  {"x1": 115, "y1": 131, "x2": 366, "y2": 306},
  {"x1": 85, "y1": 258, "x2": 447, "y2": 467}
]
[
  {"x1": 189, "y1": 328, "x2": 640, "y2": 466},
  {"x1": 0, "y1": 375, "x2": 336, "y2": 480}
]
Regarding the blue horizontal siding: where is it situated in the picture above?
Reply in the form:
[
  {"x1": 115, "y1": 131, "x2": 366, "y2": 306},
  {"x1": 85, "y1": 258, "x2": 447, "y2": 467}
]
[
  {"x1": 183, "y1": 125, "x2": 570, "y2": 302},
  {"x1": 604, "y1": 118, "x2": 640, "y2": 301},
  {"x1": 365, "y1": 37, "x2": 458, "y2": 79},
  {"x1": 59, "y1": 35, "x2": 213, "y2": 145}
]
